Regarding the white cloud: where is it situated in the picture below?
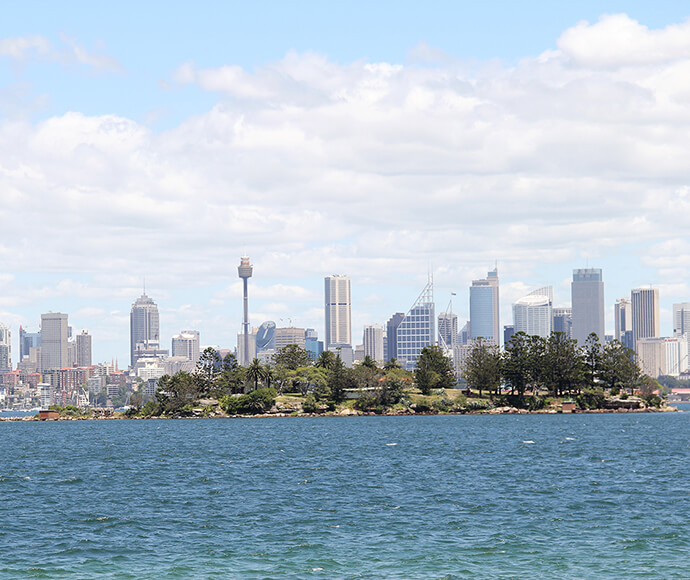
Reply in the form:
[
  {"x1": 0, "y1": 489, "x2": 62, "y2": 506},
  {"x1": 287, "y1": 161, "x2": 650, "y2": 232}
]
[
  {"x1": 0, "y1": 33, "x2": 122, "y2": 72},
  {"x1": 4, "y1": 14, "x2": 690, "y2": 356},
  {"x1": 0, "y1": 35, "x2": 51, "y2": 60},
  {"x1": 557, "y1": 14, "x2": 690, "y2": 68}
]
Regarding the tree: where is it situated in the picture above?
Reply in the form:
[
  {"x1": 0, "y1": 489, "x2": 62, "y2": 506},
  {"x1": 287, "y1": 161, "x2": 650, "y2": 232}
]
[
  {"x1": 599, "y1": 340, "x2": 639, "y2": 394},
  {"x1": 245, "y1": 358, "x2": 269, "y2": 391},
  {"x1": 314, "y1": 350, "x2": 336, "y2": 370},
  {"x1": 360, "y1": 355, "x2": 378, "y2": 370},
  {"x1": 383, "y1": 358, "x2": 402, "y2": 371},
  {"x1": 462, "y1": 338, "x2": 502, "y2": 398},
  {"x1": 541, "y1": 332, "x2": 583, "y2": 397},
  {"x1": 582, "y1": 333, "x2": 603, "y2": 389},
  {"x1": 503, "y1": 332, "x2": 532, "y2": 399},
  {"x1": 415, "y1": 345, "x2": 455, "y2": 395},
  {"x1": 328, "y1": 355, "x2": 354, "y2": 403},
  {"x1": 286, "y1": 366, "x2": 329, "y2": 396},
  {"x1": 195, "y1": 347, "x2": 222, "y2": 394},
  {"x1": 273, "y1": 344, "x2": 312, "y2": 370},
  {"x1": 155, "y1": 372, "x2": 200, "y2": 415}
]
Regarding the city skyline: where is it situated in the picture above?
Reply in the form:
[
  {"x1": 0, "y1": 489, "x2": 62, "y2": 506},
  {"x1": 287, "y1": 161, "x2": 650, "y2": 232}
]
[
  {"x1": 0, "y1": 262, "x2": 686, "y2": 365},
  {"x1": 2, "y1": 5, "x2": 690, "y2": 363}
]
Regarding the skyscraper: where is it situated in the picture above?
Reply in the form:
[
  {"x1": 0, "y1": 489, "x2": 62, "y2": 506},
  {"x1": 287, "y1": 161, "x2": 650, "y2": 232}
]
[
  {"x1": 672, "y1": 303, "x2": 690, "y2": 337},
  {"x1": 385, "y1": 312, "x2": 405, "y2": 362},
  {"x1": 256, "y1": 321, "x2": 277, "y2": 352},
  {"x1": 513, "y1": 287, "x2": 553, "y2": 338},
  {"x1": 552, "y1": 307, "x2": 572, "y2": 338},
  {"x1": 76, "y1": 330, "x2": 92, "y2": 367},
  {"x1": 631, "y1": 288, "x2": 660, "y2": 352},
  {"x1": 238, "y1": 256, "x2": 253, "y2": 366},
  {"x1": 324, "y1": 275, "x2": 351, "y2": 348},
  {"x1": 571, "y1": 268, "x2": 605, "y2": 345},
  {"x1": 614, "y1": 298, "x2": 632, "y2": 343},
  {"x1": 130, "y1": 293, "x2": 161, "y2": 368},
  {"x1": 438, "y1": 312, "x2": 458, "y2": 349},
  {"x1": 41, "y1": 312, "x2": 68, "y2": 371},
  {"x1": 469, "y1": 269, "x2": 500, "y2": 345},
  {"x1": 396, "y1": 279, "x2": 435, "y2": 371},
  {"x1": 0, "y1": 322, "x2": 11, "y2": 373},
  {"x1": 172, "y1": 330, "x2": 200, "y2": 363},
  {"x1": 19, "y1": 326, "x2": 41, "y2": 362},
  {"x1": 363, "y1": 325, "x2": 384, "y2": 363}
]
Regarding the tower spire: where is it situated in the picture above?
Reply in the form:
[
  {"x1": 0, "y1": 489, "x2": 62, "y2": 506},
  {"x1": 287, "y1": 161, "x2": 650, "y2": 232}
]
[{"x1": 238, "y1": 256, "x2": 253, "y2": 365}]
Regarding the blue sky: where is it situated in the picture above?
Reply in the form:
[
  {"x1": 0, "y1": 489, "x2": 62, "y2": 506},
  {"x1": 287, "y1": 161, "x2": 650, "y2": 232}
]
[{"x1": 1, "y1": 1, "x2": 690, "y2": 363}]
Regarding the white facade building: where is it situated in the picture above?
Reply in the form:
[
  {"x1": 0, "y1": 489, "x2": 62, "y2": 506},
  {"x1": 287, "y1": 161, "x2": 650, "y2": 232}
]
[
  {"x1": 325, "y1": 275, "x2": 352, "y2": 348},
  {"x1": 172, "y1": 330, "x2": 201, "y2": 364},
  {"x1": 363, "y1": 325, "x2": 384, "y2": 363},
  {"x1": 513, "y1": 287, "x2": 553, "y2": 338},
  {"x1": 0, "y1": 322, "x2": 11, "y2": 373}
]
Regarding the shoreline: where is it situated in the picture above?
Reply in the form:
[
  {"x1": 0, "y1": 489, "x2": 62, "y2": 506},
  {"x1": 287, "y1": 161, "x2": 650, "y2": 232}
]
[{"x1": 0, "y1": 405, "x2": 679, "y2": 421}]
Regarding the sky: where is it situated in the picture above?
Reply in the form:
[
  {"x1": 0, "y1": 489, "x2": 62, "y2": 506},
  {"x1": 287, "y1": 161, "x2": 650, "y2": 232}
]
[{"x1": 2, "y1": 1, "x2": 690, "y2": 364}]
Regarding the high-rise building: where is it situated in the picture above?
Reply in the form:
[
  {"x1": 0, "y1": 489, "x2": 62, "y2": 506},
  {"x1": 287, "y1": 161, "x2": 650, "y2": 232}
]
[
  {"x1": 614, "y1": 298, "x2": 632, "y2": 344},
  {"x1": 636, "y1": 336, "x2": 687, "y2": 378},
  {"x1": 238, "y1": 256, "x2": 253, "y2": 366},
  {"x1": 363, "y1": 325, "x2": 384, "y2": 363},
  {"x1": 275, "y1": 327, "x2": 306, "y2": 350},
  {"x1": 385, "y1": 312, "x2": 405, "y2": 362},
  {"x1": 552, "y1": 307, "x2": 572, "y2": 338},
  {"x1": 41, "y1": 313, "x2": 69, "y2": 371},
  {"x1": 172, "y1": 330, "x2": 200, "y2": 364},
  {"x1": 396, "y1": 279, "x2": 435, "y2": 371},
  {"x1": 76, "y1": 330, "x2": 92, "y2": 367},
  {"x1": 305, "y1": 328, "x2": 323, "y2": 360},
  {"x1": 236, "y1": 330, "x2": 257, "y2": 364},
  {"x1": 130, "y1": 293, "x2": 162, "y2": 367},
  {"x1": 325, "y1": 275, "x2": 352, "y2": 348},
  {"x1": 672, "y1": 303, "x2": 690, "y2": 337},
  {"x1": 19, "y1": 326, "x2": 41, "y2": 362},
  {"x1": 513, "y1": 287, "x2": 552, "y2": 338},
  {"x1": 0, "y1": 322, "x2": 11, "y2": 373},
  {"x1": 438, "y1": 312, "x2": 458, "y2": 349},
  {"x1": 571, "y1": 268, "x2": 605, "y2": 345},
  {"x1": 631, "y1": 288, "x2": 660, "y2": 352},
  {"x1": 256, "y1": 321, "x2": 276, "y2": 352},
  {"x1": 469, "y1": 269, "x2": 500, "y2": 345}
]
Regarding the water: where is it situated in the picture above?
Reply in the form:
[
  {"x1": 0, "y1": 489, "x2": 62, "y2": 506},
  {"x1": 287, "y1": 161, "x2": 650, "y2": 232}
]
[{"x1": 0, "y1": 414, "x2": 688, "y2": 578}]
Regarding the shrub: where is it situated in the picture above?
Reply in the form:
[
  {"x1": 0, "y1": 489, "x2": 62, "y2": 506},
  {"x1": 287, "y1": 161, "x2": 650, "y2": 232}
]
[
  {"x1": 465, "y1": 399, "x2": 493, "y2": 411},
  {"x1": 302, "y1": 393, "x2": 320, "y2": 413},
  {"x1": 576, "y1": 388, "x2": 605, "y2": 410},
  {"x1": 644, "y1": 394, "x2": 663, "y2": 408},
  {"x1": 222, "y1": 388, "x2": 277, "y2": 415},
  {"x1": 431, "y1": 396, "x2": 454, "y2": 413},
  {"x1": 354, "y1": 393, "x2": 383, "y2": 413}
]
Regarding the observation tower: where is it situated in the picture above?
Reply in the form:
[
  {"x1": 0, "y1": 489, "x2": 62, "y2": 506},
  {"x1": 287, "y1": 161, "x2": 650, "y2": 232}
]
[{"x1": 238, "y1": 256, "x2": 253, "y2": 366}]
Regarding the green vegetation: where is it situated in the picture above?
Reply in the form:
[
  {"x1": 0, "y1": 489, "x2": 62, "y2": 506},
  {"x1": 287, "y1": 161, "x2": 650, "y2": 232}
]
[
  {"x1": 47, "y1": 404, "x2": 92, "y2": 418},
  {"x1": 463, "y1": 332, "x2": 656, "y2": 410},
  {"x1": 128, "y1": 336, "x2": 668, "y2": 419}
]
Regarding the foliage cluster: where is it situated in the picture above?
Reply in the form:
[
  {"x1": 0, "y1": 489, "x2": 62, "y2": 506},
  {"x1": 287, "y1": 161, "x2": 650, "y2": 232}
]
[
  {"x1": 220, "y1": 388, "x2": 277, "y2": 415},
  {"x1": 463, "y1": 332, "x2": 651, "y2": 409}
]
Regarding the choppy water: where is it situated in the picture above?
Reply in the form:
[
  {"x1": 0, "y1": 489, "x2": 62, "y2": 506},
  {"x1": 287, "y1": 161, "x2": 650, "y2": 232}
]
[{"x1": 0, "y1": 414, "x2": 688, "y2": 578}]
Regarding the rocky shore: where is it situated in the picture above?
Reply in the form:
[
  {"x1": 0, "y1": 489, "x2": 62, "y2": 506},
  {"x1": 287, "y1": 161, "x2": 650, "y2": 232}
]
[{"x1": 0, "y1": 402, "x2": 678, "y2": 421}]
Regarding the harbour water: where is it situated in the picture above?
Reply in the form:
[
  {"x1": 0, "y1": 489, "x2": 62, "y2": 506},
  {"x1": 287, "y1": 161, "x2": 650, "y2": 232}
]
[{"x1": 0, "y1": 413, "x2": 688, "y2": 578}]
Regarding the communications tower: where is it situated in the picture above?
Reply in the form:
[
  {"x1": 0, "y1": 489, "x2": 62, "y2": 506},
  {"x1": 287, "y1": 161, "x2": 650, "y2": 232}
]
[{"x1": 238, "y1": 256, "x2": 253, "y2": 365}]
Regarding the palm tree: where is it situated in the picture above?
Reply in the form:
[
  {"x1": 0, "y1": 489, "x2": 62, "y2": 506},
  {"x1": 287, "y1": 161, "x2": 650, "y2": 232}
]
[
  {"x1": 246, "y1": 358, "x2": 266, "y2": 391},
  {"x1": 361, "y1": 355, "x2": 378, "y2": 370},
  {"x1": 315, "y1": 350, "x2": 336, "y2": 370},
  {"x1": 384, "y1": 358, "x2": 402, "y2": 371}
]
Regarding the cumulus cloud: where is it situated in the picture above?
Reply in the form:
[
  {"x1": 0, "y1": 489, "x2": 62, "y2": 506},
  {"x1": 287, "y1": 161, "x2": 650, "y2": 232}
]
[
  {"x1": 3, "y1": 13, "x2": 690, "y2": 357},
  {"x1": 558, "y1": 14, "x2": 690, "y2": 68}
]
